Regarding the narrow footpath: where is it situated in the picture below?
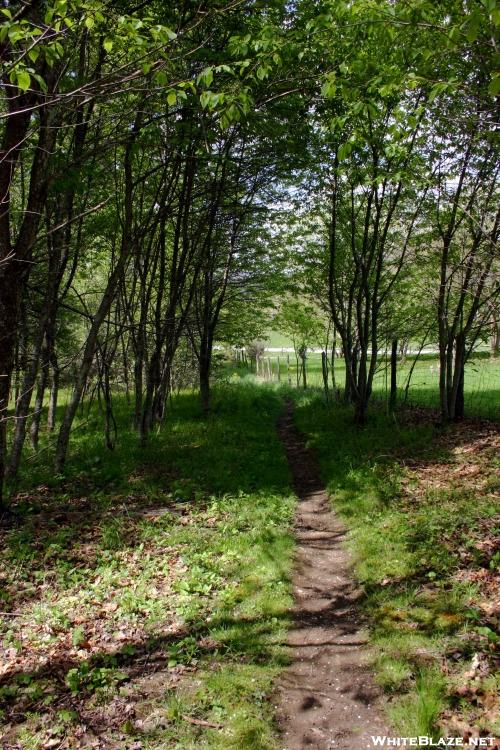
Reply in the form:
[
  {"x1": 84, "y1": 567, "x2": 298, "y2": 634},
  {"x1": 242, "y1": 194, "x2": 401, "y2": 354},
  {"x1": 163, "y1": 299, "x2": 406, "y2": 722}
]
[{"x1": 276, "y1": 401, "x2": 390, "y2": 750}]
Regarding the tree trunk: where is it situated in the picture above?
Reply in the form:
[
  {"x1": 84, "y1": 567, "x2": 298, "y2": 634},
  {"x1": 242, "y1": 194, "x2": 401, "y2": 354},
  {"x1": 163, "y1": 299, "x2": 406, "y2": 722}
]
[
  {"x1": 133, "y1": 354, "x2": 143, "y2": 430},
  {"x1": 55, "y1": 258, "x2": 130, "y2": 471},
  {"x1": 354, "y1": 397, "x2": 367, "y2": 425},
  {"x1": 450, "y1": 332, "x2": 466, "y2": 421},
  {"x1": 454, "y1": 362, "x2": 465, "y2": 420},
  {"x1": 389, "y1": 338, "x2": 398, "y2": 410},
  {"x1": 200, "y1": 358, "x2": 211, "y2": 412},
  {"x1": 330, "y1": 333, "x2": 336, "y2": 391},
  {"x1": 198, "y1": 330, "x2": 213, "y2": 412},
  {"x1": 47, "y1": 356, "x2": 59, "y2": 433},
  {"x1": 438, "y1": 341, "x2": 449, "y2": 421},
  {"x1": 30, "y1": 335, "x2": 51, "y2": 449},
  {"x1": 321, "y1": 351, "x2": 329, "y2": 402},
  {"x1": 0, "y1": 283, "x2": 20, "y2": 508},
  {"x1": 492, "y1": 314, "x2": 499, "y2": 357},
  {"x1": 344, "y1": 346, "x2": 358, "y2": 403},
  {"x1": 7, "y1": 323, "x2": 46, "y2": 480}
]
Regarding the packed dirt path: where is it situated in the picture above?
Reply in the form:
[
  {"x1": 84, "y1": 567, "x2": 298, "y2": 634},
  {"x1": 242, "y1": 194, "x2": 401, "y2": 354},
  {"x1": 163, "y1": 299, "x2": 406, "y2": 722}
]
[{"x1": 275, "y1": 401, "x2": 390, "y2": 750}]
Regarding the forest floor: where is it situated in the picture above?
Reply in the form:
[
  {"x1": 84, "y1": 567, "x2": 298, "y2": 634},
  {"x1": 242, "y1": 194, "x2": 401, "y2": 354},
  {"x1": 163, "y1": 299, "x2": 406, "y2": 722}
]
[
  {"x1": 275, "y1": 401, "x2": 389, "y2": 749},
  {"x1": 1, "y1": 387, "x2": 296, "y2": 750},
  {"x1": 0, "y1": 384, "x2": 499, "y2": 749}
]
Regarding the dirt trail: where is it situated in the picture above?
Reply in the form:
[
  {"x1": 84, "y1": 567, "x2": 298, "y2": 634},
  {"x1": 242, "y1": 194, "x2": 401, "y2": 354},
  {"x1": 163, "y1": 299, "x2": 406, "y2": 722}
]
[{"x1": 275, "y1": 401, "x2": 390, "y2": 750}]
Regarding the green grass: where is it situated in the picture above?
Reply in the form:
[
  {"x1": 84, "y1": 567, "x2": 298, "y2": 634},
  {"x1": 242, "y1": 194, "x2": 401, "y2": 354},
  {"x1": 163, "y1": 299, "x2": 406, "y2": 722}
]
[
  {"x1": 261, "y1": 330, "x2": 294, "y2": 348},
  {"x1": 1, "y1": 384, "x2": 295, "y2": 749},
  {"x1": 3, "y1": 373, "x2": 498, "y2": 745},
  {"x1": 254, "y1": 352, "x2": 500, "y2": 420},
  {"x1": 293, "y1": 391, "x2": 499, "y2": 737}
]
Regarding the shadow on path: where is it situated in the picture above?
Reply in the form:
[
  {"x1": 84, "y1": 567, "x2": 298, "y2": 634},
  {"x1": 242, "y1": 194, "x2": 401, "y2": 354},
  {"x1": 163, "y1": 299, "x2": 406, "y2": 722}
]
[{"x1": 275, "y1": 400, "x2": 390, "y2": 750}]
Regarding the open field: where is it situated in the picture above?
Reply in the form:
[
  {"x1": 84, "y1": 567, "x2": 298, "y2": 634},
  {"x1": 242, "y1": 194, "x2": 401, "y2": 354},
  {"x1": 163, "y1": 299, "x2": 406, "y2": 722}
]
[{"x1": 241, "y1": 353, "x2": 500, "y2": 421}]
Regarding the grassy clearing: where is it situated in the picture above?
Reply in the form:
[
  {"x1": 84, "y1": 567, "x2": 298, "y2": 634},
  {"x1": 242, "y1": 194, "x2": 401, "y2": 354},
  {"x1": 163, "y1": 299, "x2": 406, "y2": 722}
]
[
  {"x1": 250, "y1": 353, "x2": 500, "y2": 421},
  {"x1": 293, "y1": 391, "x2": 499, "y2": 739},
  {"x1": 1, "y1": 385, "x2": 295, "y2": 750}
]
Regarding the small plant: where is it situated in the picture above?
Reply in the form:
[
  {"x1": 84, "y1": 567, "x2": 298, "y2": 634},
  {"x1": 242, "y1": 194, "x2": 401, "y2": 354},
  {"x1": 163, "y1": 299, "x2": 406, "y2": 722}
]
[
  {"x1": 65, "y1": 662, "x2": 128, "y2": 694},
  {"x1": 167, "y1": 636, "x2": 199, "y2": 667},
  {"x1": 99, "y1": 518, "x2": 126, "y2": 550},
  {"x1": 71, "y1": 625, "x2": 86, "y2": 647}
]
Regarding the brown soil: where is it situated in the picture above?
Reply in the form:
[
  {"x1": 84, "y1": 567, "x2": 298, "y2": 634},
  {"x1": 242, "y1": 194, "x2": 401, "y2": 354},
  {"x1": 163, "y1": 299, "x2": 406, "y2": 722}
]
[{"x1": 275, "y1": 401, "x2": 389, "y2": 750}]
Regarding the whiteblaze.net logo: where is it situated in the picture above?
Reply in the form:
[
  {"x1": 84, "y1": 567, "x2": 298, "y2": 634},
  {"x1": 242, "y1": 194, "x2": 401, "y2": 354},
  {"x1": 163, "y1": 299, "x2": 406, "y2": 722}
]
[{"x1": 370, "y1": 738, "x2": 497, "y2": 748}]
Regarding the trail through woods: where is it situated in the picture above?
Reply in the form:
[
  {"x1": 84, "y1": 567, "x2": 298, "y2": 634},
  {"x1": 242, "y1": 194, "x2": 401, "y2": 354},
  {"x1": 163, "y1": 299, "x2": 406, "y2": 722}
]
[{"x1": 275, "y1": 401, "x2": 389, "y2": 750}]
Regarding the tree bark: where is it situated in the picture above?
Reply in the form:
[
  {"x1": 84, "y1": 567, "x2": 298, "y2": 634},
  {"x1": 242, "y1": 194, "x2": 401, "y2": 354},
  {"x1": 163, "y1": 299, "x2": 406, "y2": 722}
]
[
  {"x1": 389, "y1": 338, "x2": 398, "y2": 410},
  {"x1": 47, "y1": 354, "x2": 59, "y2": 433}
]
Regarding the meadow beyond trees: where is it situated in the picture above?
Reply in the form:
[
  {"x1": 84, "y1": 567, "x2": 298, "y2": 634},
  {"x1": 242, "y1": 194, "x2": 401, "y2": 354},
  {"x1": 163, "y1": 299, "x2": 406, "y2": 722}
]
[{"x1": 0, "y1": 1, "x2": 499, "y2": 748}]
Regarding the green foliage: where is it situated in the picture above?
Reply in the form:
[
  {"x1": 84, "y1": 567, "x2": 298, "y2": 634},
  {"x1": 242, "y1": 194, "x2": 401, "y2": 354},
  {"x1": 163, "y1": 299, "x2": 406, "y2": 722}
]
[{"x1": 274, "y1": 298, "x2": 326, "y2": 354}]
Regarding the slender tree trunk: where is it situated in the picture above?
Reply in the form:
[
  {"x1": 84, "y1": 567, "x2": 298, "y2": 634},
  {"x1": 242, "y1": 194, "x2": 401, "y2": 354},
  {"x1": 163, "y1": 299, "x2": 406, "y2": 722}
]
[
  {"x1": 29, "y1": 334, "x2": 51, "y2": 449},
  {"x1": 389, "y1": 338, "x2": 398, "y2": 411},
  {"x1": 491, "y1": 314, "x2": 499, "y2": 357},
  {"x1": 344, "y1": 345, "x2": 358, "y2": 403},
  {"x1": 321, "y1": 351, "x2": 329, "y2": 402},
  {"x1": 354, "y1": 397, "x2": 367, "y2": 425},
  {"x1": 7, "y1": 323, "x2": 46, "y2": 480},
  {"x1": 331, "y1": 330, "x2": 336, "y2": 391},
  {"x1": 55, "y1": 259, "x2": 130, "y2": 471},
  {"x1": 121, "y1": 335, "x2": 130, "y2": 404},
  {"x1": 199, "y1": 329, "x2": 213, "y2": 412},
  {"x1": 103, "y1": 361, "x2": 116, "y2": 450},
  {"x1": 450, "y1": 332, "x2": 466, "y2": 421},
  {"x1": 200, "y1": 357, "x2": 211, "y2": 411},
  {"x1": 47, "y1": 355, "x2": 59, "y2": 433},
  {"x1": 133, "y1": 353, "x2": 143, "y2": 429}
]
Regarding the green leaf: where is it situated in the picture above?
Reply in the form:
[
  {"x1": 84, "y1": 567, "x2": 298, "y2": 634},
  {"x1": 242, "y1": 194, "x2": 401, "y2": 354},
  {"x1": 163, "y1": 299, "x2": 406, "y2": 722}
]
[
  {"x1": 488, "y1": 74, "x2": 500, "y2": 96},
  {"x1": 321, "y1": 77, "x2": 336, "y2": 98},
  {"x1": 84, "y1": 16, "x2": 94, "y2": 30},
  {"x1": 167, "y1": 90, "x2": 177, "y2": 106},
  {"x1": 197, "y1": 67, "x2": 213, "y2": 87},
  {"x1": 464, "y1": 11, "x2": 481, "y2": 42},
  {"x1": 337, "y1": 142, "x2": 353, "y2": 160},
  {"x1": 201, "y1": 90, "x2": 215, "y2": 109},
  {"x1": 256, "y1": 65, "x2": 270, "y2": 81},
  {"x1": 164, "y1": 27, "x2": 177, "y2": 41},
  {"x1": 103, "y1": 38, "x2": 113, "y2": 53},
  {"x1": 16, "y1": 69, "x2": 31, "y2": 92},
  {"x1": 28, "y1": 48, "x2": 40, "y2": 63}
]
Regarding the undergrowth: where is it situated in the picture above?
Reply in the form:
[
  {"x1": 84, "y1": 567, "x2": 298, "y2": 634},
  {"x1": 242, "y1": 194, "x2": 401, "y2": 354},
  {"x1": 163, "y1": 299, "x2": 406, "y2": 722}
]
[{"x1": 1, "y1": 384, "x2": 295, "y2": 750}]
